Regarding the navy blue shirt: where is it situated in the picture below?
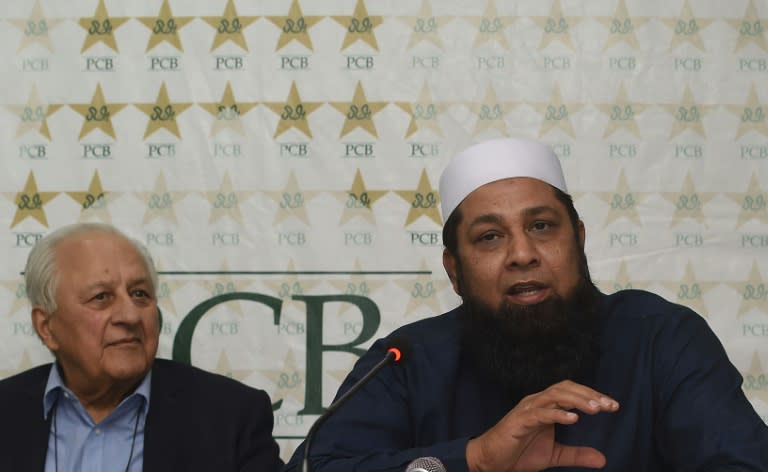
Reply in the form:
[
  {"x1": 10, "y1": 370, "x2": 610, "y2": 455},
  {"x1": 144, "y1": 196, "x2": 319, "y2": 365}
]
[{"x1": 284, "y1": 290, "x2": 768, "y2": 471}]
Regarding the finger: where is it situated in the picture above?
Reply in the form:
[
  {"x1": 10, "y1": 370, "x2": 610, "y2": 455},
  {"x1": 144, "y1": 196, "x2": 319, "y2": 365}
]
[
  {"x1": 511, "y1": 407, "x2": 580, "y2": 434},
  {"x1": 550, "y1": 444, "x2": 607, "y2": 469},
  {"x1": 524, "y1": 381, "x2": 619, "y2": 415}
]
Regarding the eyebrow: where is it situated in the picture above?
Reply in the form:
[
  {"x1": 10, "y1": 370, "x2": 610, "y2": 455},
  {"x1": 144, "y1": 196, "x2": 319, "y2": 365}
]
[{"x1": 467, "y1": 206, "x2": 561, "y2": 228}]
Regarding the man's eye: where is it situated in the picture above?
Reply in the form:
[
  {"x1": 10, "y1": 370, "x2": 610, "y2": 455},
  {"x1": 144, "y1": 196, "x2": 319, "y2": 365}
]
[
  {"x1": 132, "y1": 290, "x2": 149, "y2": 298},
  {"x1": 531, "y1": 222, "x2": 552, "y2": 231},
  {"x1": 480, "y1": 233, "x2": 500, "y2": 241},
  {"x1": 92, "y1": 293, "x2": 109, "y2": 301}
]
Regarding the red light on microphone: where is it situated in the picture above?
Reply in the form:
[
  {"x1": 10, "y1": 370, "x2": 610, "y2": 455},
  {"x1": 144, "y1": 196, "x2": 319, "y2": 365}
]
[{"x1": 387, "y1": 347, "x2": 403, "y2": 362}]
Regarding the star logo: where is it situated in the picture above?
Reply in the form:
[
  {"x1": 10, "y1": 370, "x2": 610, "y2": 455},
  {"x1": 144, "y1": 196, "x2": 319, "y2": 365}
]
[
  {"x1": 595, "y1": 82, "x2": 648, "y2": 138},
  {"x1": 529, "y1": 0, "x2": 581, "y2": 50},
  {"x1": 334, "y1": 169, "x2": 388, "y2": 225},
  {"x1": 593, "y1": 260, "x2": 647, "y2": 293},
  {"x1": 0, "y1": 278, "x2": 29, "y2": 318},
  {"x1": 152, "y1": 266, "x2": 185, "y2": 320},
  {"x1": 660, "y1": 173, "x2": 717, "y2": 227},
  {"x1": 65, "y1": 170, "x2": 120, "y2": 223},
  {"x1": 8, "y1": 0, "x2": 64, "y2": 53},
  {"x1": 77, "y1": 0, "x2": 130, "y2": 54},
  {"x1": 69, "y1": 83, "x2": 128, "y2": 140},
  {"x1": 198, "y1": 81, "x2": 259, "y2": 137},
  {"x1": 199, "y1": 262, "x2": 255, "y2": 317},
  {"x1": 6, "y1": 171, "x2": 59, "y2": 229},
  {"x1": 204, "y1": 172, "x2": 255, "y2": 226},
  {"x1": 330, "y1": 81, "x2": 388, "y2": 139},
  {"x1": 136, "y1": 172, "x2": 188, "y2": 226},
  {"x1": 137, "y1": 0, "x2": 194, "y2": 53},
  {"x1": 728, "y1": 0, "x2": 768, "y2": 53},
  {"x1": 5, "y1": 84, "x2": 63, "y2": 141},
  {"x1": 465, "y1": 1, "x2": 513, "y2": 50},
  {"x1": 135, "y1": 82, "x2": 193, "y2": 140},
  {"x1": 725, "y1": 83, "x2": 768, "y2": 139},
  {"x1": 660, "y1": 85, "x2": 714, "y2": 139},
  {"x1": 263, "y1": 81, "x2": 323, "y2": 139},
  {"x1": 264, "y1": 171, "x2": 319, "y2": 226},
  {"x1": 328, "y1": 259, "x2": 388, "y2": 315},
  {"x1": 393, "y1": 259, "x2": 449, "y2": 317},
  {"x1": 659, "y1": 261, "x2": 718, "y2": 317},
  {"x1": 398, "y1": 0, "x2": 448, "y2": 51},
  {"x1": 529, "y1": 84, "x2": 584, "y2": 138},
  {"x1": 394, "y1": 83, "x2": 445, "y2": 139},
  {"x1": 741, "y1": 352, "x2": 768, "y2": 404},
  {"x1": 596, "y1": 0, "x2": 650, "y2": 51},
  {"x1": 729, "y1": 261, "x2": 768, "y2": 318},
  {"x1": 202, "y1": 0, "x2": 259, "y2": 52},
  {"x1": 332, "y1": 0, "x2": 383, "y2": 51},
  {"x1": 597, "y1": 169, "x2": 649, "y2": 226},
  {"x1": 262, "y1": 259, "x2": 321, "y2": 302},
  {"x1": 465, "y1": 84, "x2": 517, "y2": 138},
  {"x1": 727, "y1": 173, "x2": 767, "y2": 228},
  {"x1": 214, "y1": 351, "x2": 254, "y2": 382},
  {"x1": 266, "y1": 0, "x2": 323, "y2": 52},
  {"x1": 260, "y1": 350, "x2": 305, "y2": 407},
  {"x1": 396, "y1": 169, "x2": 442, "y2": 227},
  {"x1": 660, "y1": 0, "x2": 713, "y2": 52}
]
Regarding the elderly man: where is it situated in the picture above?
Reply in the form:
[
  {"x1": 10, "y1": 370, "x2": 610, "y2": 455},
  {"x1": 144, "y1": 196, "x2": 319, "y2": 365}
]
[
  {"x1": 284, "y1": 138, "x2": 768, "y2": 471},
  {"x1": 0, "y1": 222, "x2": 283, "y2": 472}
]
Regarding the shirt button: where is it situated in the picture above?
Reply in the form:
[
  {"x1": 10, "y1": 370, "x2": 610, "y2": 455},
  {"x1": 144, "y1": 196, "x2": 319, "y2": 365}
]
[{"x1": 94, "y1": 428, "x2": 101, "y2": 435}]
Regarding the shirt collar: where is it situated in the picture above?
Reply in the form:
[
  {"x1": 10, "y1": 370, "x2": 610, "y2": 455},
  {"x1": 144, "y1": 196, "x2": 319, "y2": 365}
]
[{"x1": 43, "y1": 362, "x2": 153, "y2": 420}]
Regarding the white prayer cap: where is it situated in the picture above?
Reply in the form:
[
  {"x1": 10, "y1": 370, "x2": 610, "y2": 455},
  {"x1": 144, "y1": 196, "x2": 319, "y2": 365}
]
[{"x1": 439, "y1": 138, "x2": 568, "y2": 221}]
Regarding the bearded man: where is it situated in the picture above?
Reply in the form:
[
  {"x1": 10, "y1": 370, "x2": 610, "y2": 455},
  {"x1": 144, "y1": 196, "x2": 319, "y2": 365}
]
[{"x1": 283, "y1": 138, "x2": 768, "y2": 472}]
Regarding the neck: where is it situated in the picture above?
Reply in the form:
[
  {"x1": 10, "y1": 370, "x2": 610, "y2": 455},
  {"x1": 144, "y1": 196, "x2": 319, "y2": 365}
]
[{"x1": 58, "y1": 366, "x2": 145, "y2": 423}]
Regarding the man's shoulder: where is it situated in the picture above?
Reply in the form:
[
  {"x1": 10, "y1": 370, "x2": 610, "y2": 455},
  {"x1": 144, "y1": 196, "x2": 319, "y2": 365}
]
[
  {"x1": 0, "y1": 364, "x2": 50, "y2": 400},
  {"x1": 152, "y1": 358, "x2": 266, "y2": 397}
]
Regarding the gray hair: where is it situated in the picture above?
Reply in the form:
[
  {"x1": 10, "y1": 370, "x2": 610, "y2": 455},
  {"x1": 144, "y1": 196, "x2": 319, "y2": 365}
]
[{"x1": 25, "y1": 223, "x2": 159, "y2": 313}]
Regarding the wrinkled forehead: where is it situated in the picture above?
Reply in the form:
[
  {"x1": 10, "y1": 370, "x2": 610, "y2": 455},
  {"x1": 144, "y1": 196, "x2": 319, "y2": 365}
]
[{"x1": 439, "y1": 138, "x2": 567, "y2": 222}]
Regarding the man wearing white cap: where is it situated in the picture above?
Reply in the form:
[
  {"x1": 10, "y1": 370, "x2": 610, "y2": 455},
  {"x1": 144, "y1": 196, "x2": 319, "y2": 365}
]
[{"x1": 284, "y1": 138, "x2": 768, "y2": 471}]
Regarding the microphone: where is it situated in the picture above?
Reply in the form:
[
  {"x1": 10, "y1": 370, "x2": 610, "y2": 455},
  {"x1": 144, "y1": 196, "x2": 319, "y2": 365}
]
[
  {"x1": 406, "y1": 456, "x2": 446, "y2": 472},
  {"x1": 300, "y1": 336, "x2": 411, "y2": 472}
]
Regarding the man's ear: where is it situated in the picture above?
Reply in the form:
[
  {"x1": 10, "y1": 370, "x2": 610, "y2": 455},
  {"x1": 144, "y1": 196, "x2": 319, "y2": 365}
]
[
  {"x1": 443, "y1": 249, "x2": 462, "y2": 296},
  {"x1": 577, "y1": 219, "x2": 586, "y2": 250},
  {"x1": 32, "y1": 306, "x2": 58, "y2": 351}
]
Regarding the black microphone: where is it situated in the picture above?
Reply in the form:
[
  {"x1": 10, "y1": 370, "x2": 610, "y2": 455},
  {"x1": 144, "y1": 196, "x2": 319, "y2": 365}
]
[
  {"x1": 300, "y1": 336, "x2": 411, "y2": 472},
  {"x1": 406, "y1": 456, "x2": 446, "y2": 472}
]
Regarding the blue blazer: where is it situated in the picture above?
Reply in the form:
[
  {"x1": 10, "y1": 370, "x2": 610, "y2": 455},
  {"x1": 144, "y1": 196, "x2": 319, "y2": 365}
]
[{"x1": 0, "y1": 358, "x2": 283, "y2": 472}]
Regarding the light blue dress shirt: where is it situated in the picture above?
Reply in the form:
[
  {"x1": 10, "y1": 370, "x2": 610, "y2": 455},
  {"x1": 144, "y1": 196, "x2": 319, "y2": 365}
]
[{"x1": 42, "y1": 364, "x2": 151, "y2": 472}]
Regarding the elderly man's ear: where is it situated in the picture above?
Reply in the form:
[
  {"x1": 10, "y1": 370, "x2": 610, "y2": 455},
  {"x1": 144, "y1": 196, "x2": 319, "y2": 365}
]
[{"x1": 32, "y1": 306, "x2": 58, "y2": 351}]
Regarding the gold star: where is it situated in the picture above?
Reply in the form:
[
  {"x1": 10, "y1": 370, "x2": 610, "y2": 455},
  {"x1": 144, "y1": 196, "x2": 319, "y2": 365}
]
[
  {"x1": 393, "y1": 259, "x2": 450, "y2": 317},
  {"x1": 328, "y1": 259, "x2": 388, "y2": 315},
  {"x1": 136, "y1": 172, "x2": 188, "y2": 226},
  {"x1": 266, "y1": 0, "x2": 323, "y2": 52},
  {"x1": 65, "y1": 170, "x2": 120, "y2": 223},
  {"x1": 264, "y1": 171, "x2": 319, "y2": 225},
  {"x1": 0, "y1": 351, "x2": 34, "y2": 378},
  {"x1": 199, "y1": 262, "x2": 254, "y2": 317},
  {"x1": 466, "y1": 0, "x2": 512, "y2": 49},
  {"x1": 728, "y1": 0, "x2": 768, "y2": 53},
  {"x1": 8, "y1": 0, "x2": 63, "y2": 52},
  {"x1": 135, "y1": 82, "x2": 193, "y2": 140},
  {"x1": 394, "y1": 82, "x2": 445, "y2": 139},
  {"x1": 6, "y1": 171, "x2": 59, "y2": 229},
  {"x1": 399, "y1": 0, "x2": 447, "y2": 50},
  {"x1": 262, "y1": 260, "x2": 321, "y2": 302},
  {"x1": 661, "y1": 85, "x2": 714, "y2": 139},
  {"x1": 5, "y1": 84, "x2": 63, "y2": 141},
  {"x1": 396, "y1": 169, "x2": 442, "y2": 227},
  {"x1": 741, "y1": 352, "x2": 768, "y2": 404},
  {"x1": 204, "y1": 172, "x2": 255, "y2": 226},
  {"x1": 77, "y1": 0, "x2": 130, "y2": 54},
  {"x1": 202, "y1": 0, "x2": 259, "y2": 52},
  {"x1": 332, "y1": 0, "x2": 383, "y2": 51},
  {"x1": 597, "y1": 169, "x2": 647, "y2": 226},
  {"x1": 68, "y1": 83, "x2": 128, "y2": 140},
  {"x1": 263, "y1": 81, "x2": 323, "y2": 139},
  {"x1": 198, "y1": 81, "x2": 259, "y2": 137},
  {"x1": 660, "y1": 0, "x2": 713, "y2": 52},
  {"x1": 595, "y1": 82, "x2": 648, "y2": 138},
  {"x1": 726, "y1": 83, "x2": 768, "y2": 139},
  {"x1": 330, "y1": 81, "x2": 388, "y2": 139},
  {"x1": 466, "y1": 84, "x2": 515, "y2": 137},
  {"x1": 137, "y1": 0, "x2": 195, "y2": 53},
  {"x1": 659, "y1": 261, "x2": 718, "y2": 317},
  {"x1": 596, "y1": 0, "x2": 650, "y2": 51},
  {"x1": 152, "y1": 268, "x2": 185, "y2": 321},
  {"x1": 530, "y1": 83, "x2": 584, "y2": 138},
  {"x1": 529, "y1": 0, "x2": 581, "y2": 50},
  {"x1": 660, "y1": 173, "x2": 717, "y2": 227},
  {"x1": 730, "y1": 262, "x2": 768, "y2": 318},
  {"x1": 214, "y1": 351, "x2": 254, "y2": 382},
  {"x1": 335, "y1": 169, "x2": 388, "y2": 225},
  {"x1": 727, "y1": 173, "x2": 768, "y2": 228},
  {"x1": 260, "y1": 350, "x2": 305, "y2": 406},
  {"x1": 593, "y1": 260, "x2": 647, "y2": 293},
  {"x1": 0, "y1": 278, "x2": 30, "y2": 318}
]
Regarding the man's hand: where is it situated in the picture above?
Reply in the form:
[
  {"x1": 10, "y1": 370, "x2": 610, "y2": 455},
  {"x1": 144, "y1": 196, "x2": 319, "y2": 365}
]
[{"x1": 466, "y1": 380, "x2": 620, "y2": 472}]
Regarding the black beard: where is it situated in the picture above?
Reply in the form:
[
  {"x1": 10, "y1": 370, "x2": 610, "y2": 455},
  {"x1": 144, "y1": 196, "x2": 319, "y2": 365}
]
[{"x1": 459, "y1": 278, "x2": 601, "y2": 403}]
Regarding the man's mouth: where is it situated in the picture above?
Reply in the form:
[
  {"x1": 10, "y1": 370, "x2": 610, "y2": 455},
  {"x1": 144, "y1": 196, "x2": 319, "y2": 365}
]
[{"x1": 507, "y1": 282, "x2": 549, "y2": 304}]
